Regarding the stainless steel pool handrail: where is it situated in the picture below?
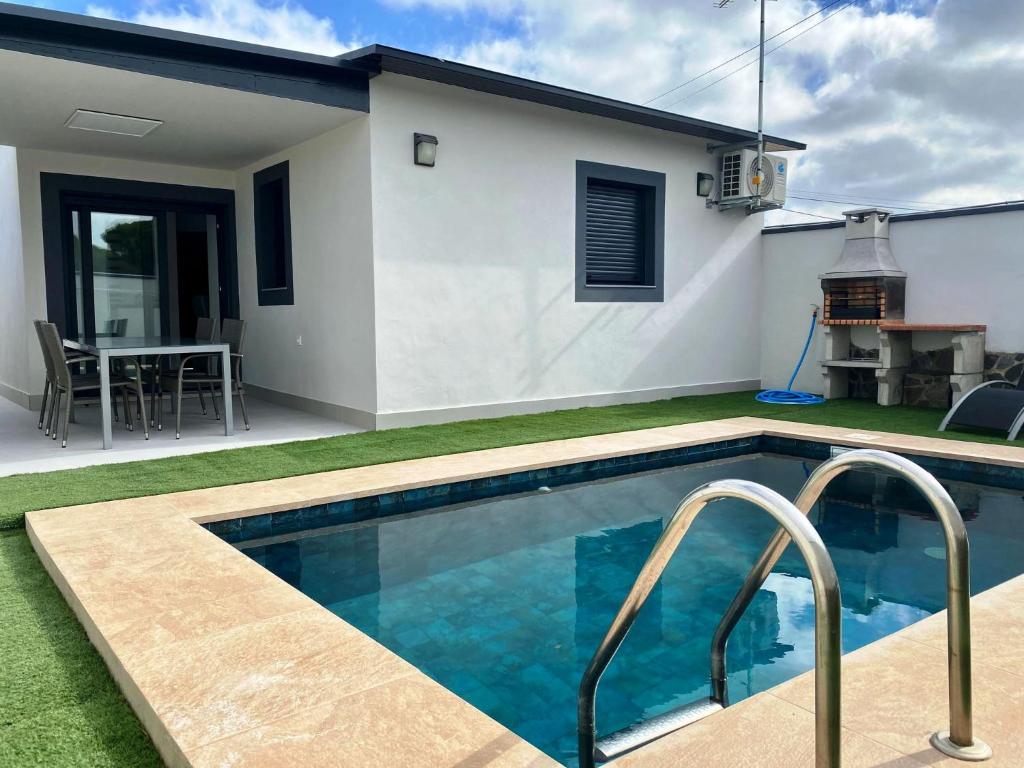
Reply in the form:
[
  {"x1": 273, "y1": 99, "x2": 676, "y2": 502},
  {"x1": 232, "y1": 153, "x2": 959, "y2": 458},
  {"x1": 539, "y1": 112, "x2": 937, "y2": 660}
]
[
  {"x1": 710, "y1": 449, "x2": 992, "y2": 762},
  {"x1": 577, "y1": 479, "x2": 842, "y2": 768}
]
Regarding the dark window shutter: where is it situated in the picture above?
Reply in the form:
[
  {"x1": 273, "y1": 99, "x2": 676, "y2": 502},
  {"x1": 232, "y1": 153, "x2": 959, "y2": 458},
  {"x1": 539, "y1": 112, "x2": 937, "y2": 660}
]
[{"x1": 585, "y1": 181, "x2": 645, "y2": 285}]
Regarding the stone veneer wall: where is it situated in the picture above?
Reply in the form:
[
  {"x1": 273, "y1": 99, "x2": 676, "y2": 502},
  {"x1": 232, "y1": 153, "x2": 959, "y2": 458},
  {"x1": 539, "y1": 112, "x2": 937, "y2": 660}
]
[{"x1": 985, "y1": 352, "x2": 1024, "y2": 385}]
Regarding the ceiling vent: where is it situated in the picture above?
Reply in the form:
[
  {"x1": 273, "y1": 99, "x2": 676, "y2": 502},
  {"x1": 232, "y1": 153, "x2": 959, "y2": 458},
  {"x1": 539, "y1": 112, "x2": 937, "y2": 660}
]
[{"x1": 64, "y1": 109, "x2": 162, "y2": 138}]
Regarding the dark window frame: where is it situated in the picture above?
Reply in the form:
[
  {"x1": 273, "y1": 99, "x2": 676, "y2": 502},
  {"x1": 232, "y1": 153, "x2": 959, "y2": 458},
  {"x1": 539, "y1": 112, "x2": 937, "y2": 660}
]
[
  {"x1": 253, "y1": 161, "x2": 294, "y2": 306},
  {"x1": 575, "y1": 160, "x2": 665, "y2": 303},
  {"x1": 40, "y1": 173, "x2": 238, "y2": 338}
]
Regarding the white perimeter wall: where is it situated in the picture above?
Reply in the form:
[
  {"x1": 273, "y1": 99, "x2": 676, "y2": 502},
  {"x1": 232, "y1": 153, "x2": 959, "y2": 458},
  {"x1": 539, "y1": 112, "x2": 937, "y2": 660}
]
[
  {"x1": 235, "y1": 118, "x2": 376, "y2": 420},
  {"x1": 368, "y1": 74, "x2": 765, "y2": 425},
  {"x1": 10, "y1": 148, "x2": 234, "y2": 404},
  {"x1": 761, "y1": 209, "x2": 1024, "y2": 393}
]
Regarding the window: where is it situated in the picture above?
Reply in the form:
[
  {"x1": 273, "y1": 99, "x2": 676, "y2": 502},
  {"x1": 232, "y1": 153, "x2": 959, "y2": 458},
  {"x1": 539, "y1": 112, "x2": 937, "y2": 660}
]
[
  {"x1": 576, "y1": 161, "x2": 665, "y2": 302},
  {"x1": 253, "y1": 161, "x2": 293, "y2": 305}
]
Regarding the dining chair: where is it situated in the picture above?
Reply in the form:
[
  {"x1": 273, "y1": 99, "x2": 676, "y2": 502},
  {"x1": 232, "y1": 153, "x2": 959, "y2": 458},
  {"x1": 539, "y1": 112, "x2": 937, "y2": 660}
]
[
  {"x1": 33, "y1": 320, "x2": 95, "y2": 434},
  {"x1": 151, "y1": 317, "x2": 218, "y2": 429},
  {"x1": 158, "y1": 318, "x2": 250, "y2": 438},
  {"x1": 38, "y1": 322, "x2": 148, "y2": 447}
]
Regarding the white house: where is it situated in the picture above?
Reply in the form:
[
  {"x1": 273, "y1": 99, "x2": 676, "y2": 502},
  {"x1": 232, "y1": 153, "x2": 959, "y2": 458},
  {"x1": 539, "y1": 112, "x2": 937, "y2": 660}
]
[{"x1": 0, "y1": 4, "x2": 810, "y2": 429}]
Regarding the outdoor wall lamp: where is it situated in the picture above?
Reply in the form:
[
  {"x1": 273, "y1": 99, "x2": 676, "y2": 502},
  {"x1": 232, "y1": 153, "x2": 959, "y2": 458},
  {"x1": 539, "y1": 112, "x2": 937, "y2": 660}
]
[
  {"x1": 414, "y1": 133, "x2": 438, "y2": 167},
  {"x1": 696, "y1": 172, "x2": 715, "y2": 197}
]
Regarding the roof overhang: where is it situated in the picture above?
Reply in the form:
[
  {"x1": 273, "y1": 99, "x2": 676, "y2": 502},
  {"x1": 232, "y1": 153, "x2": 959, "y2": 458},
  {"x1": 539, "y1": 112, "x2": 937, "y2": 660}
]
[
  {"x1": 342, "y1": 45, "x2": 806, "y2": 152},
  {"x1": 0, "y1": 47, "x2": 364, "y2": 169},
  {"x1": 0, "y1": 2, "x2": 369, "y2": 111},
  {"x1": 0, "y1": 4, "x2": 805, "y2": 157}
]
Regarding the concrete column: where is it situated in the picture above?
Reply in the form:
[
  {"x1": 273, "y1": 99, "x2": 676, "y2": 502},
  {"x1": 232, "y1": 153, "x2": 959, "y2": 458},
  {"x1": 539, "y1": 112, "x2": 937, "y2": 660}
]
[
  {"x1": 952, "y1": 332, "x2": 985, "y2": 374},
  {"x1": 950, "y1": 373, "x2": 984, "y2": 404},
  {"x1": 876, "y1": 367, "x2": 907, "y2": 406}
]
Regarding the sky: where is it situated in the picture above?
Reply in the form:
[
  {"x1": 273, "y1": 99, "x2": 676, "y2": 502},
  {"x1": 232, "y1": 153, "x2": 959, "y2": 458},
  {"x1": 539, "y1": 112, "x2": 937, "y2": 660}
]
[{"x1": 19, "y1": 0, "x2": 1024, "y2": 224}]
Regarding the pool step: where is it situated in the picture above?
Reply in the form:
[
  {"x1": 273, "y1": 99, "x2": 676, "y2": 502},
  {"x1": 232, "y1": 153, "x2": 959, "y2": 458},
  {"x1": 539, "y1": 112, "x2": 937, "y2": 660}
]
[{"x1": 594, "y1": 696, "x2": 724, "y2": 762}]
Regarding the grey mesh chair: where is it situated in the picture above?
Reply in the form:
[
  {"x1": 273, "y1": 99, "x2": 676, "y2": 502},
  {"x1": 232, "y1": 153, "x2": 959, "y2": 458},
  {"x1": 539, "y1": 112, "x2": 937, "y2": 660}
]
[
  {"x1": 33, "y1": 320, "x2": 95, "y2": 433},
  {"x1": 38, "y1": 322, "x2": 147, "y2": 447},
  {"x1": 159, "y1": 318, "x2": 250, "y2": 438},
  {"x1": 150, "y1": 317, "x2": 218, "y2": 428}
]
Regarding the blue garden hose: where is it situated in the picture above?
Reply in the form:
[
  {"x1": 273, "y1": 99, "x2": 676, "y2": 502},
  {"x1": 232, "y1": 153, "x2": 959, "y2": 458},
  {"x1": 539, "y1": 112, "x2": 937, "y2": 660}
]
[{"x1": 756, "y1": 308, "x2": 825, "y2": 405}]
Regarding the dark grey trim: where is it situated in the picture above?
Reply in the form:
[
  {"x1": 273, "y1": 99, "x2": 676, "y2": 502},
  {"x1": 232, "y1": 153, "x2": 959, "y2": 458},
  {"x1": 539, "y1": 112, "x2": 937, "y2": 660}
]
[
  {"x1": 763, "y1": 200, "x2": 1024, "y2": 235},
  {"x1": 0, "y1": 3, "x2": 369, "y2": 110},
  {"x1": 0, "y1": 4, "x2": 803, "y2": 147},
  {"x1": 40, "y1": 173, "x2": 238, "y2": 335},
  {"x1": 344, "y1": 45, "x2": 805, "y2": 151},
  {"x1": 253, "y1": 161, "x2": 294, "y2": 307},
  {"x1": 575, "y1": 160, "x2": 665, "y2": 303}
]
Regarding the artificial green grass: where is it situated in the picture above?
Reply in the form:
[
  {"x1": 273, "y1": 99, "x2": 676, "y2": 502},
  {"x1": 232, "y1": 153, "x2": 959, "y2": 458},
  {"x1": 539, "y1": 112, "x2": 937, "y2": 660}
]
[
  {"x1": 0, "y1": 529, "x2": 162, "y2": 767},
  {"x1": 0, "y1": 390, "x2": 1009, "y2": 531}
]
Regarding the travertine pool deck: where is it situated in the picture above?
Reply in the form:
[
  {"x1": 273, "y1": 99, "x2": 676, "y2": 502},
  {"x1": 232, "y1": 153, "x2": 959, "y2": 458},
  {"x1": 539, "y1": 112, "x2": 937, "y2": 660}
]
[{"x1": 25, "y1": 417, "x2": 1024, "y2": 767}]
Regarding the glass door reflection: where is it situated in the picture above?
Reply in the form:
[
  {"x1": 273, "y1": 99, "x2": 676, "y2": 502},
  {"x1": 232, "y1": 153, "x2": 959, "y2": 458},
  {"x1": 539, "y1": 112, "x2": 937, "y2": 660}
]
[{"x1": 69, "y1": 208, "x2": 164, "y2": 338}]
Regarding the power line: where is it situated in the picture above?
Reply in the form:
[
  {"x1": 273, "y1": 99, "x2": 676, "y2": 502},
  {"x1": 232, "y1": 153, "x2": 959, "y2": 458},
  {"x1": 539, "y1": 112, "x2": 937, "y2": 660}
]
[
  {"x1": 661, "y1": 0, "x2": 859, "y2": 109},
  {"x1": 644, "y1": 0, "x2": 847, "y2": 106},
  {"x1": 781, "y1": 207, "x2": 843, "y2": 221},
  {"x1": 789, "y1": 188, "x2": 962, "y2": 208},
  {"x1": 787, "y1": 194, "x2": 932, "y2": 212}
]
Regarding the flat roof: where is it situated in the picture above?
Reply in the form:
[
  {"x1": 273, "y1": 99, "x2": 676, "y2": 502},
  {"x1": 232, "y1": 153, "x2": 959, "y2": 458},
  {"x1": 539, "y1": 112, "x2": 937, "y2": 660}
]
[{"x1": 0, "y1": 3, "x2": 805, "y2": 150}]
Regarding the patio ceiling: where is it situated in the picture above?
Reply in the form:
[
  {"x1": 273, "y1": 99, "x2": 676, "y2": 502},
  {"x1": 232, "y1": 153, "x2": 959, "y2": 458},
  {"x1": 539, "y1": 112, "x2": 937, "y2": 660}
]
[{"x1": 0, "y1": 48, "x2": 364, "y2": 169}]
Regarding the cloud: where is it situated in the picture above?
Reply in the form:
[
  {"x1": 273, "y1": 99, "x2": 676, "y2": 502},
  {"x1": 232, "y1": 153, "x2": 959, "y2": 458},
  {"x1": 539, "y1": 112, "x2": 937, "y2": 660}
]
[
  {"x1": 85, "y1": 0, "x2": 1021, "y2": 224},
  {"x1": 86, "y1": 0, "x2": 361, "y2": 55},
  {"x1": 380, "y1": 0, "x2": 1023, "y2": 224}
]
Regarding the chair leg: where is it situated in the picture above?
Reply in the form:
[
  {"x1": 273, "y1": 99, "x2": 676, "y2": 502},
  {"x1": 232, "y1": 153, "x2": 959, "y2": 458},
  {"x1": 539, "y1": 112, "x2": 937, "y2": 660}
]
[
  {"x1": 61, "y1": 388, "x2": 72, "y2": 448},
  {"x1": 51, "y1": 391, "x2": 62, "y2": 440},
  {"x1": 45, "y1": 385, "x2": 58, "y2": 437},
  {"x1": 176, "y1": 372, "x2": 185, "y2": 439},
  {"x1": 197, "y1": 384, "x2": 208, "y2": 415},
  {"x1": 38, "y1": 379, "x2": 50, "y2": 429},
  {"x1": 135, "y1": 374, "x2": 149, "y2": 440},
  {"x1": 150, "y1": 355, "x2": 161, "y2": 428},
  {"x1": 156, "y1": 376, "x2": 164, "y2": 431},
  {"x1": 236, "y1": 383, "x2": 251, "y2": 430},
  {"x1": 210, "y1": 385, "x2": 221, "y2": 420},
  {"x1": 123, "y1": 388, "x2": 134, "y2": 432}
]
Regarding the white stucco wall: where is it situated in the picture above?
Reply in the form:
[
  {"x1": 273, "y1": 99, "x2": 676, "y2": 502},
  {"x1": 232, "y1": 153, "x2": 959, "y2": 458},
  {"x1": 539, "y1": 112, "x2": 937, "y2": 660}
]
[
  {"x1": 11, "y1": 148, "x2": 234, "y2": 403},
  {"x1": 368, "y1": 74, "x2": 765, "y2": 425},
  {"x1": 0, "y1": 146, "x2": 27, "y2": 405},
  {"x1": 761, "y1": 209, "x2": 1024, "y2": 393},
  {"x1": 235, "y1": 118, "x2": 376, "y2": 420}
]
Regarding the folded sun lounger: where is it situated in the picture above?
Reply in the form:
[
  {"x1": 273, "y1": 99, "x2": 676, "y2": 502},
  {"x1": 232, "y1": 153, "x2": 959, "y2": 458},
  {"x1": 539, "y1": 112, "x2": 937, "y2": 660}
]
[{"x1": 939, "y1": 377, "x2": 1024, "y2": 440}]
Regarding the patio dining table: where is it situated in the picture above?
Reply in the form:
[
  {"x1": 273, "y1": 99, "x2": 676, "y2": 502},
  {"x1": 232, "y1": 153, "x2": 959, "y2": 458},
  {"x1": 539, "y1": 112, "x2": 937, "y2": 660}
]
[{"x1": 64, "y1": 336, "x2": 234, "y2": 449}]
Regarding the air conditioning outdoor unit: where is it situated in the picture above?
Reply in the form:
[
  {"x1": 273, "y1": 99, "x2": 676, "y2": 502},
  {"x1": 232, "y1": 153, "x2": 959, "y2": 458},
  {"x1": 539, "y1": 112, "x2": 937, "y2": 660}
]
[{"x1": 719, "y1": 148, "x2": 787, "y2": 205}]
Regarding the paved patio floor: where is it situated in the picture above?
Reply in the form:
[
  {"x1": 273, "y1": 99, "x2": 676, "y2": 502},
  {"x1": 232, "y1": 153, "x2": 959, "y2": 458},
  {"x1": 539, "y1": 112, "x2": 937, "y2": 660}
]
[{"x1": 0, "y1": 394, "x2": 362, "y2": 477}]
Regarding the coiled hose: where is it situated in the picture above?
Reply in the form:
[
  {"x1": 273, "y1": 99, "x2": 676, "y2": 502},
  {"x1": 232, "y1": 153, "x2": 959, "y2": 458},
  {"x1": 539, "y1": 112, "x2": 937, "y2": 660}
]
[{"x1": 756, "y1": 308, "x2": 825, "y2": 405}]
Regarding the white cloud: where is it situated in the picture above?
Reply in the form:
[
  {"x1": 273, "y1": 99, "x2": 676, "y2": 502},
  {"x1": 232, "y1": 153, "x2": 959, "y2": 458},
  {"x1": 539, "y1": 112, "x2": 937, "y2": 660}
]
[
  {"x1": 86, "y1": 0, "x2": 1022, "y2": 225},
  {"x1": 86, "y1": 0, "x2": 361, "y2": 55},
  {"x1": 380, "y1": 0, "x2": 1023, "y2": 225}
]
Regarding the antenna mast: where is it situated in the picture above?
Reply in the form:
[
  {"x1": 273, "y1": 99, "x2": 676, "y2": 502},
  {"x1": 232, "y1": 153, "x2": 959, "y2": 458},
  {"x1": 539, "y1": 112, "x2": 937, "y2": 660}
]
[{"x1": 715, "y1": 0, "x2": 769, "y2": 209}]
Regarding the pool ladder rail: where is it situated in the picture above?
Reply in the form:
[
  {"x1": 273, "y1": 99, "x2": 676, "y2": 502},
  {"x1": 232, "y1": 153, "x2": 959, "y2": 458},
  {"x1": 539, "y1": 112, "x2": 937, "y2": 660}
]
[{"x1": 577, "y1": 449, "x2": 992, "y2": 768}]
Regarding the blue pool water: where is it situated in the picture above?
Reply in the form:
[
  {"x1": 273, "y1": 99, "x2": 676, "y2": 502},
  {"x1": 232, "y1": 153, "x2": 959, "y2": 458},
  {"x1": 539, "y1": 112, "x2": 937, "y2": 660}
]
[{"x1": 238, "y1": 452, "x2": 1024, "y2": 766}]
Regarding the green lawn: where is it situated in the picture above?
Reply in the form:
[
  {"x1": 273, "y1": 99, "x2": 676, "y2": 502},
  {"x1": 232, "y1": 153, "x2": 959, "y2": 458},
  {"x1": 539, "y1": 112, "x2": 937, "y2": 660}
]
[{"x1": 0, "y1": 391, "x2": 1009, "y2": 766}]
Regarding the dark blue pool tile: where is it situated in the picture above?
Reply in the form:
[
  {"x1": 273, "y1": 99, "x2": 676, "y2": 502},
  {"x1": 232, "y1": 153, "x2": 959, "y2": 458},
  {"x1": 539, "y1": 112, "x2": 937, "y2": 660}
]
[{"x1": 210, "y1": 435, "x2": 1024, "y2": 546}]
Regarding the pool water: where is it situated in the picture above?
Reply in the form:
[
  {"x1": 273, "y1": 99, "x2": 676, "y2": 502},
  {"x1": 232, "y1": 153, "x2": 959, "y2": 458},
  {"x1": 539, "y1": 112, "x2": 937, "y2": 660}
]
[{"x1": 240, "y1": 453, "x2": 1024, "y2": 766}]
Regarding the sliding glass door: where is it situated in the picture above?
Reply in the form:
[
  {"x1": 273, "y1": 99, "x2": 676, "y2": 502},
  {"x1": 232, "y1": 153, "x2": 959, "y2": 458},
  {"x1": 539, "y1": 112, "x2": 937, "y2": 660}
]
[{"x1": 70, "y1": 208, "x2": 164, "y2": 338}]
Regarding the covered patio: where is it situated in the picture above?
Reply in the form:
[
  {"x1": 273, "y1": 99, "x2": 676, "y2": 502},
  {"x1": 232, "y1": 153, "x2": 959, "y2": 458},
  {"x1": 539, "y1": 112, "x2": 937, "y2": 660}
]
[
  {"x1": 0, "y1": 6, "x2": 374, "y2": 456},
  {"x1": 0, "y1": 393, "x2": 361, "y2": 477}
]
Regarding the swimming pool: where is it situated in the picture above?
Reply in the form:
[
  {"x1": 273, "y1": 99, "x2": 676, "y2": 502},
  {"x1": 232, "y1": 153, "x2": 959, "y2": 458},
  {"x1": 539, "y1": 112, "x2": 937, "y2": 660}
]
[{"x1": 218, "y1": 441, "x2": 1024, "y2": 766}]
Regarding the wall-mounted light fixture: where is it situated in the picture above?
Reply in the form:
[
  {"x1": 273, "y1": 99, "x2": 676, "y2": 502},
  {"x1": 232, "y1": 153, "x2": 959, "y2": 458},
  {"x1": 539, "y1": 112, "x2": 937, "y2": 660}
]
[
  {"x1": 414, "y1": 133, "x2": 438, "y2": 167},
  {"x1": 696, "y1": 172, "x2": 715, "y2": 197}
]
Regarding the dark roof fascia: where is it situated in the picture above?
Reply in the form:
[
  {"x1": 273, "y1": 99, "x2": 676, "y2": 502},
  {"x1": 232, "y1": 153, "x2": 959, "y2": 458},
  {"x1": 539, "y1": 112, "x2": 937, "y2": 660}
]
[
  {"x1": 344, "y1": 45, "x2": 806, "y2": 151},
  {"x1": 0, "y1": 3, "x2": 369, "y2": 110},
  {"x1": 762, "y1": 201, "x2": 1024, "y2": 235}
]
